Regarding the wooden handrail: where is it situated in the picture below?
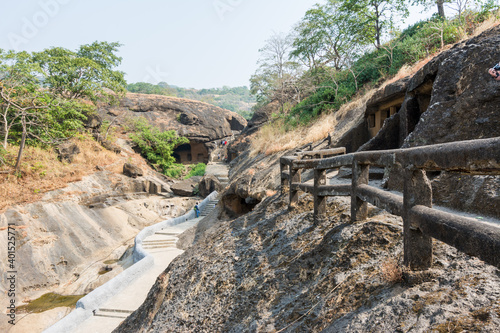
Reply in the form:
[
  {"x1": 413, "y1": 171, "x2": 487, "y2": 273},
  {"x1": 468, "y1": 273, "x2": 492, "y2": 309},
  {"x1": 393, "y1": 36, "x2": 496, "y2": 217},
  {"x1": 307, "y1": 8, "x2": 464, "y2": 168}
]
[{"x1": 280, "y1": 137, "x2": 500, "y2": 270}]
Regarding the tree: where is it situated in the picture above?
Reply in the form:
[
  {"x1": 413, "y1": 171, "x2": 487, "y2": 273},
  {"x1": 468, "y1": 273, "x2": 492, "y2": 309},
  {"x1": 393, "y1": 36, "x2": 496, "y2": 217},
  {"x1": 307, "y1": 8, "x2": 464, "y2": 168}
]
[
  {"x1": 0, "y1": 42, "x2": 127, "y2": 173},
  {"x1": 412, "y1": 0, "x2": 449, "y2": 18},
  {"x1": 0, "y1": 50, "x2": 62, "y2": 172},
  {"x1": 341, "y1": 0, "x2": 409, "y2": 48},
  {"x1": 33, "y1": 41, "x2": 126, "y2": 103},
  {"x1": 129, "y1": 118, "x2": 189, "y2": 178},
  {"x1": 291, "y1": 1, "x2": 371, "y2": 72},
  {"x1": 250, "y1": 33, "x2": 303, "y2": 111}
]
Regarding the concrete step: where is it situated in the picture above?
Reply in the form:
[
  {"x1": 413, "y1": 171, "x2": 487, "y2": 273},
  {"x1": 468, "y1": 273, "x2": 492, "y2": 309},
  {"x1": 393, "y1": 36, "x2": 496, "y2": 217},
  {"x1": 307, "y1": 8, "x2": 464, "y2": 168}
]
[
  {"x1": 94, "y1": 308, "x2": 133, "y2": 319},
  {"x1": 155, "y1": 232, "x2": 180, "y2": 236},
  {"x1": 143, "y1": 239, "x2": 176, "y2": 243},
  {"x1": 143, "y1": 244, "x2": 176, "y2": 249},
  {"x1": 143, "y1": 241, "x2": 176, "y2": 245}
]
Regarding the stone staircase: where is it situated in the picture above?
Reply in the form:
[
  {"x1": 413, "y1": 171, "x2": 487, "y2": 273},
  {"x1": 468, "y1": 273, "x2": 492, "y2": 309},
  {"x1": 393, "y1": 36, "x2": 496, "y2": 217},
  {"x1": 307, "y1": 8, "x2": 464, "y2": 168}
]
[
  {"x1": 88, "y1": 199, "x2": 220, "y2": 325},
  {"x1": 142, "y1": 238, "x2": 177, "y2": 250},
  {"x1": 200, "y1": 199, "x2": 218, "y2": 217},
  {"x1": 142, "y1": 201, "x2": 219, "y2": 250}
]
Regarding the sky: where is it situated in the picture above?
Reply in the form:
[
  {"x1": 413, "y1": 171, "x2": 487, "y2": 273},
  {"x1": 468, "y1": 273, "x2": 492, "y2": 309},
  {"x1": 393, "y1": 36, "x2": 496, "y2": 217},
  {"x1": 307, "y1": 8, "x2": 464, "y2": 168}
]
[{"x1": 0, "y1": 0, "x2": 433, "y2": 89}]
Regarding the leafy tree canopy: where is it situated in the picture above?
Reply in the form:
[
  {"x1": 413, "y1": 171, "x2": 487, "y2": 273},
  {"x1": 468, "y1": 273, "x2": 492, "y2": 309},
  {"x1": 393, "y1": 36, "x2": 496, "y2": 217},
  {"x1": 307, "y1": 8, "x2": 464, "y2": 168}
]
[
  {"x1": 33, "y1": 41, "x2": 126, "y2": 103},
  {"x1": 0, "y1": 42, "x2": 126, "y2": 172}
]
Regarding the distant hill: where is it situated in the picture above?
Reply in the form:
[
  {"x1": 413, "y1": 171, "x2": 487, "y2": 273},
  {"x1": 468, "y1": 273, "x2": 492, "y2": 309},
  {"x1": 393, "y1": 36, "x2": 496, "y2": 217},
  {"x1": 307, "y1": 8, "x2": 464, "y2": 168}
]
[{"x1": 127, "y1": 82, "x2": 256, "y2": 120}]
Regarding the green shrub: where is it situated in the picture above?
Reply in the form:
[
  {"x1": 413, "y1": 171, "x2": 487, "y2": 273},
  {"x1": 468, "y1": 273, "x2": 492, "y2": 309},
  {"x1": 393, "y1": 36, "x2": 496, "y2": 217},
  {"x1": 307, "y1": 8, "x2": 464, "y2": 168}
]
[
  {"x1": 129, "y1": 118, "x2": 188, "y2": 177},
  {"x1": 184, "y1": 163, "x2": 206, "y2": 179}
]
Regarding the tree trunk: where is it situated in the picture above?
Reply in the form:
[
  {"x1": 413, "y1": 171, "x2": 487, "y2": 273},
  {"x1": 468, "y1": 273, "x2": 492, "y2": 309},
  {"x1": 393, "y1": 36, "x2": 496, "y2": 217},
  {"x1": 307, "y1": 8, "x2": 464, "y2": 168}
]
[
  {"x1": 14, "y1": 114, "x2": 26, "y2": 174},
  {"x1": 437, "y1": 0, "x2": 445, "y2": 19},
  {"x1": 374, "y1": 4, "x2": 381, "y2": 49},
  {"x1": 2, "y1": 108, "x2": 9, "y2": 149},
  {"x1": 2, "y1": 122, "x2": 7, "y2": 149}
]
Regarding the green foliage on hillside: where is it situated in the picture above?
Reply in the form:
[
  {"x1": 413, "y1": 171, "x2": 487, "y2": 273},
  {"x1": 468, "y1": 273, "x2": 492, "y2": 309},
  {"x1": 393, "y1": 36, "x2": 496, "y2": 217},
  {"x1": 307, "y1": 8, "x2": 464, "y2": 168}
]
[
  {"x1": 250, "y1": 1, "x2": 498, "y2": 129},
  {"x1": 127, "y1": 82, "x2": 256, "y2": 120},
  {"x1": 129, "y1": 118, "x2": 189, "y2": 178},
  {"x1": 184, "y1": 163, "x2": 206, "y2": 179},
  {"x1": 0, "y1": 42, "x2": 126, "y2": 172}
]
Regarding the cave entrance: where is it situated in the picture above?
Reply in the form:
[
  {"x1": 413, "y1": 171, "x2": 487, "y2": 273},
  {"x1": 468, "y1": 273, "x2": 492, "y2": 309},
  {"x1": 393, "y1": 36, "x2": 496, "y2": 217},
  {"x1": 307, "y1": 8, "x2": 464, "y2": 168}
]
[
  {"x1": 222, "y1": 194, "x2": 260, "y2": 218},
  {"x1": 367, "y1": 96, "x2": 405, "y2": 138},
  {"x1": 173, "y1": 141, "x2": 209, "y2": 164}
]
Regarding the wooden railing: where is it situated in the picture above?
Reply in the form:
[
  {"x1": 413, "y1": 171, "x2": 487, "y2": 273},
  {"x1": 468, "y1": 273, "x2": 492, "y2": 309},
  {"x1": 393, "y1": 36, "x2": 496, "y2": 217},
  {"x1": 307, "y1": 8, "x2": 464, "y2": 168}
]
[{"x1": 280, "y1": 137, "x2": 500, "y2": 270}]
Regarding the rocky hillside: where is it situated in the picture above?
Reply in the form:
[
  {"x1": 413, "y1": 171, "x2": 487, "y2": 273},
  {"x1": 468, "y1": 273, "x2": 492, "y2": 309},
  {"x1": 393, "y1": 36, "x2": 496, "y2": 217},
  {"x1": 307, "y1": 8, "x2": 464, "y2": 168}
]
[
  {"x1": 116, "y1": 194, "x2": 500, "y2": 332},
  {"x1": 102, "y1": 93, "x2": 247, "y2": 143},
  {"x1": 0, "y1": 93, "x2": 247, "y2": 332},
  {"x1": 114, "y1": 27, "x2": 500, "y2": 332}
]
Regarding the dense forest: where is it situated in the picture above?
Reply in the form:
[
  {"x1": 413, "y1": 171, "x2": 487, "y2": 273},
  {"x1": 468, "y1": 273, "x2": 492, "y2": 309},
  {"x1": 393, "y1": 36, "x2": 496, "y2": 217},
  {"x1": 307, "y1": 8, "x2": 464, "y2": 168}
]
[{"x1": 127, "y1": 82, "x2": 256, "y2": 120}]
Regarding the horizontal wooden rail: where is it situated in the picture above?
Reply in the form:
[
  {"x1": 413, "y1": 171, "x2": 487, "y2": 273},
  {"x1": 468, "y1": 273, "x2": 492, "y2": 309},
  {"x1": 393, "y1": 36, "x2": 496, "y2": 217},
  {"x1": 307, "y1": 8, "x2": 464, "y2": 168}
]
[
  {"x1": 280, "y1": 137, "x2": 500, "y2": 271},
  {"x1": 317, "y1": 184, "x2": 351, "y2": 197},
  {"x1": 357, "y1": 184, "x2": 404, "y2": 216},
  {"x1": 296, "y1": 147, "x2": 346, "y2": 159},
  {"x1": 410, "y1": 205, "x2": 500, "y2": 268},
  {"x1": 396, "y1": 137, "x2": 500, "y2": 174}
]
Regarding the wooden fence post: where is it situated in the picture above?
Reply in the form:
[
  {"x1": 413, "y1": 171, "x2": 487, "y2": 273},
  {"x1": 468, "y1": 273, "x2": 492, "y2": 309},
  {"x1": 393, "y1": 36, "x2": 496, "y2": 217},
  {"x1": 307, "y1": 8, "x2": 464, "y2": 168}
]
[
  {"x1": 314, "y1": 168, "x2": 327, "y2": 222},
  {"x1": 280, "y1": 161, "x2": 288, "y2": 194},
  {"x1": 289, "y1": 166, "x2": 301, "y2": 209},
  {"x1": 351, "y1": 159, "x2": 369, "y2": 222},
  {"x1": 403, "y1": 168, "x2": 433, "y2": 270}
]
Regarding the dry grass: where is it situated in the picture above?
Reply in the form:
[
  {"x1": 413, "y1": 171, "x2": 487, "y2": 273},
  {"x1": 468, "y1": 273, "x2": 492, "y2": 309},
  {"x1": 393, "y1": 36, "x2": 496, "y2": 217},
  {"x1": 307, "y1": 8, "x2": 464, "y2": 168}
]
[
  {"x1": 250, "y1": 113, "x2": 338, "y2": 156},
  {"x1": 249, "y1": 16, "x2": 500, "y2": 156},
  {"x1": 0, "y1": 134, "x2": 122, "y2": 213},
  {"x1": 469, "y1": 12, "x2": 500, "y2": 38},
  {"x1": 250, "y1": 89, "x2": 375, "y2": 156}
]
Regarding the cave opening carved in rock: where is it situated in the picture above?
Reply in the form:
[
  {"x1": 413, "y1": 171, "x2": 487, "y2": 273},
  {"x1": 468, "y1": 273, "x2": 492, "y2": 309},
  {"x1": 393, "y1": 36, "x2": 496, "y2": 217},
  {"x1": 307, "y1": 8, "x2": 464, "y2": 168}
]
[
  {"x1": 222, "y1": 194, "x2": 260, "y2": 218},
  {"x1": 173, "y1": 141, "x2": 209, "y2": 164}
]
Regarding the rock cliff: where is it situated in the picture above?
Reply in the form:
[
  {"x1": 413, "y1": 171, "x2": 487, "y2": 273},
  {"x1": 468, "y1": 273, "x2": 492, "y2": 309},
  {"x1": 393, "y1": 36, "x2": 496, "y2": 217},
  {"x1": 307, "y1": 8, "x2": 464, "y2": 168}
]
[
  {"x1": 113, "y1": 27, "x2": 500, "y2": 332},
  {"x1": 0, "y1": 165, "x2": 197, "y2": 332},
  {"x1": 103, "y1": 93, "x2": 247, "y2": 143}
]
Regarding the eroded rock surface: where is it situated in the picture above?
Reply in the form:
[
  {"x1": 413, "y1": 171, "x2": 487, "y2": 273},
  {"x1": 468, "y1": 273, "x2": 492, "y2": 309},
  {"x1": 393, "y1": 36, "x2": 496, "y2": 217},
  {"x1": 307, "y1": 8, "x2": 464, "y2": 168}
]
[
  {"x1": 0, "y1": 170, "x2": 197, "y2": 332},
  {"x1": 103, "y1": 93, "x2": 247, "y2": 143},
  {"x1": 115, "y1": 195, "x2": 500, "y2": 332}
]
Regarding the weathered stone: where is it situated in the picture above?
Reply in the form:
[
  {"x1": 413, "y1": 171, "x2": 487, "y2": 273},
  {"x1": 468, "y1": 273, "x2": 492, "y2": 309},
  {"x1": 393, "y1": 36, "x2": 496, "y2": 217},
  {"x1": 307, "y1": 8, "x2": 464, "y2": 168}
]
[
  {"x1": 198, "y1": 174, "x2": 222, "y2": 198},
  {"x1": 403, "y1": 27, "x2": 500, "y2": 147},
  {"x1": 101, "y1": 140, "x2": 122, "y2": 154},
  {"x1": 57, "y1": 142, "x2": 80, "y2": 163},
  {"x1": 93, "y1": 133, "x2": 122, "y2": 154},
  {"x1": 100, "y1": 93, "x2": 247, "y2": 144},
  {"x1": 246, "y1": 101, "x2": 277, "y2": 129},
  {"x1": 123, "y1": 163, "x2": 143, "y2": 178},
  {"x1": 85, "y1": 114, "x2": 102, "y2": 130},
  {"x1": 171, "y1": 178, "x2": 198, "y2": 197}
]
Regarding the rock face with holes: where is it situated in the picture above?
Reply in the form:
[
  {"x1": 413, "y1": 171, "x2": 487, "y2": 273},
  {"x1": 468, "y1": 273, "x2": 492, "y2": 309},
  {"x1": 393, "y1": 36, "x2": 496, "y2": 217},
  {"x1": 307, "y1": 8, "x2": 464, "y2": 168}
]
[
  {"x1": 115, "y1": 195, "x2": 500, "y2": 333},
  {"x1": 355, "y1": 27, "x2": 500, "y2": 217}
]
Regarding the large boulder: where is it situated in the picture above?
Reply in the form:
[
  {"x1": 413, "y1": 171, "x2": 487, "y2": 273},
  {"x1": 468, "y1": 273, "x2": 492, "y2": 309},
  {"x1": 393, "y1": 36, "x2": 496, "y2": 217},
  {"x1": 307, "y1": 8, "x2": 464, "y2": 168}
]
[
  {"x1": 57, "y1": 142, "x2": 80, "y2": 163},
  {"x1": 171, "y1": 178, "x2": 198, "y2": 197},
  {"x1": 198, "y1": 174, "x2": 222, "y2": 197},
  {"x1": 123, "y1": 163, "x2": 143, "y2": 178},
  {"x1": 101, "y1": 93, "x2": 247, "y2": 144},
  {"x1": 402, "y1": 26, "x2": 500, "y2": 147}
]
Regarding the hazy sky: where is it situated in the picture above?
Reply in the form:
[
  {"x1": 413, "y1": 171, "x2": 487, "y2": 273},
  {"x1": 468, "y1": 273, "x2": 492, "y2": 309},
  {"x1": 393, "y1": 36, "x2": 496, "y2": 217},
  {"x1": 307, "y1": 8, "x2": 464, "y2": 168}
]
[{"x1": 0, "y1": 0, "x2": 432, "y2": 89}]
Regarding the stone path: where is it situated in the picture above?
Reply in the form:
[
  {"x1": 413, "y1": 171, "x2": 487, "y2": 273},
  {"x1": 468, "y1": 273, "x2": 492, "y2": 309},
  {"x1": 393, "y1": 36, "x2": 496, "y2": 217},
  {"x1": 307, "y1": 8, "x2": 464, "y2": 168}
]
[
  {"x1": 205, "y1": 162, "x2": 229, "y2": 187},
  {"x1": 71, "y1": 201, "x2": 218, "y2": 333}
]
